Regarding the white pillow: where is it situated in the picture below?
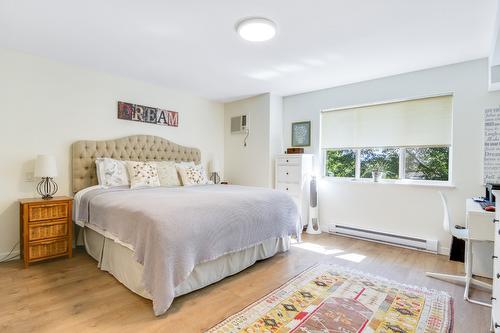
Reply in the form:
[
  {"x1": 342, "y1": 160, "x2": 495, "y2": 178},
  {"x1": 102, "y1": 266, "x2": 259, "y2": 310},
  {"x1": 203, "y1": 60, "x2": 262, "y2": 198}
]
[
  {"x1": 177, "y1": 164, "x2": 210, "y2": 186},
  {"x1": 95, "y1": 157, "x2": 129, "y2": 187},
  {"x1": 126, "y1": 161, "x2": 160, "y2": 189},
  {"x1": 175, "y1": 161, "x2": 195, "y2": 168},
  {"x1": 155, "y1": 161, "x2": 180, "y2": 187}
]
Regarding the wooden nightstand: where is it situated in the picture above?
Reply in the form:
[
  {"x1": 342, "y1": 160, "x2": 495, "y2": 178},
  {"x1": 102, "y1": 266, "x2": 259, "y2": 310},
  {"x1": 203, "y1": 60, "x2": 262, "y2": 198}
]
[{"x1": 19, "y1": 196, "x2": 73, "y2": 267}]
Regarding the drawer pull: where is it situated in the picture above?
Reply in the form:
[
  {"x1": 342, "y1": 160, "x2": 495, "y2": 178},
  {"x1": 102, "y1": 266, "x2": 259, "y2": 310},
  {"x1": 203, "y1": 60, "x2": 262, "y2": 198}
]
[
  {"x1": 494, "y1": 218, "x2": 499, "y2": 223},
  {"x1": 492, "y1": 296, "x2": 497, "y2": 301},
  {"x1": 494, "y1": 255, "x2": 498, "y2": 259},
  {"x1": 286, "y1": 172, "x2": 289, "y2": 175},
  {"x1": 496, "y1": 323, "x2": 500, "y2": 329},
  {"x1": 286, "y1": 188, "x2": 289, "y2": 191},
  {"x1": 497, "y1": 273, "x2": 500, "y2": 279},
  {"x1": 286, "y1": 159, "x2": 289, "y2": 162}
]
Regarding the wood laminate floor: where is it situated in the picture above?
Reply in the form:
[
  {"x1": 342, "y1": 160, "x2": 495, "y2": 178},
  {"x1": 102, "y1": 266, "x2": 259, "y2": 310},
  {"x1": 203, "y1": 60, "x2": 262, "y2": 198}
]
[{"x1": 0, "y1": 234, "x2": 492, "y2": 332}]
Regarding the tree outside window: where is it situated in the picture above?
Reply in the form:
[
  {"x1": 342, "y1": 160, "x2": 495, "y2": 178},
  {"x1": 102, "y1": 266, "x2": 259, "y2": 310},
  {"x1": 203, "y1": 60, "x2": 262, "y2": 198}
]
[
  {"x1": 324, "y1": 146, "x2": 449, "y2": 182},
  {"x1": 405, "y1": 147, "x2": 449, "y2": 181},
  {"x1": 360, "y1": 148, "x2": 399, "y2": 179},
  {"x1": 325, "y1": 150, "x2": 356, "y2": 178}
]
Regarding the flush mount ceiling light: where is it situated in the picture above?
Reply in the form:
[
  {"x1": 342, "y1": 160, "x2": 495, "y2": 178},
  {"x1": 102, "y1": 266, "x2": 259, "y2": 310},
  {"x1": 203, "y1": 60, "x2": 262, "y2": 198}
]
[{"x1": 236, "y1": 17, "x2": 277, "y2": 42}]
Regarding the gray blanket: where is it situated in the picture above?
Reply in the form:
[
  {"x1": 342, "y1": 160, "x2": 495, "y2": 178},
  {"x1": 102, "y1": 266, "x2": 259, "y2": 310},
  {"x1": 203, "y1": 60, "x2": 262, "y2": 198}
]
[{"x1": 77, "y1": 185, "x2": 299, "y2": 315}]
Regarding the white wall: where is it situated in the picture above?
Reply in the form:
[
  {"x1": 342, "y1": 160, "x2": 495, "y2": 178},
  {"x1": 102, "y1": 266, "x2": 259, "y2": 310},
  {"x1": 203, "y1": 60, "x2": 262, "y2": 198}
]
[
  {"x1": 283, "y1": 58, "x2": 500, "y2": 254},
  {"x1": 0, "y1": 48, "x2": 224, "y2": 256},
  {"x1": 223, "y1": 93, "x2": 283, "y2": 188},
  {"x1": 269, "y1": 94, "x2": 284, "y2": 186},
  {"x1": 224, "y1": 94, "x2": 271, "y2": 187}
]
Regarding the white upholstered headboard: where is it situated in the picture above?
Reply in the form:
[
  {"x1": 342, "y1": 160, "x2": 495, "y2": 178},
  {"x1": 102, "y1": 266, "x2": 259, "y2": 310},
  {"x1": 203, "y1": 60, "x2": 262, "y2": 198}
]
[{"x1": 71, "y1": 135, "x2": 201, "y2": 193}]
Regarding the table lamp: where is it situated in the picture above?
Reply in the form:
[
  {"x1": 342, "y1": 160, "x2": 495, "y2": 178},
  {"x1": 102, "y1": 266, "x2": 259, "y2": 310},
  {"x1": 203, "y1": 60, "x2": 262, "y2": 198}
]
[
  {"x1": 34, "y1": 154, "x2": 58, "y2": 199},
  {"x1": 209, "y1": 159, "x2": 221, "y2": 184}
]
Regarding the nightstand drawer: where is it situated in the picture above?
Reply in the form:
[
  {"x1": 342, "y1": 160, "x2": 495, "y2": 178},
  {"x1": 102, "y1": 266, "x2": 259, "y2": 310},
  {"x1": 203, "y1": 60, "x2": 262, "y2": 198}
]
[
  {"x1": 28, "y1": 219, "x2": 68, "y2": 241},
  {"x1": 28, "y1": 238, "x2": 68, "y2": 260},
  {"x1": 28, "y1": 202, "x2": 68, "y2": 222}
]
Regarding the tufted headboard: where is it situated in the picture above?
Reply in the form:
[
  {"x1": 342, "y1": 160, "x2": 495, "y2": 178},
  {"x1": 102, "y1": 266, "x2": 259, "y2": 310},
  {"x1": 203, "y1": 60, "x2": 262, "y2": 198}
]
[{"x1": 72, "y1": 135, "x2": 201, "y2": 193}]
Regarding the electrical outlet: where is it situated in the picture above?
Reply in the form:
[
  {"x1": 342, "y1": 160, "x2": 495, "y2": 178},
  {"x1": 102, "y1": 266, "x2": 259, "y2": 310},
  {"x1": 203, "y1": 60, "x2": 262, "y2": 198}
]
[{"x1": 25, "y1": 172, "x2": 34, "y2": 182}]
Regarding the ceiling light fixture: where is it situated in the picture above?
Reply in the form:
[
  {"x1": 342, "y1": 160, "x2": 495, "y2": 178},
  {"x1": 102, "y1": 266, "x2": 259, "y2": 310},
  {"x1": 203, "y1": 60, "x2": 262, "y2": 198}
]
[{"x1": 236, "y1": 17, "x2": 277, "y2": 42}]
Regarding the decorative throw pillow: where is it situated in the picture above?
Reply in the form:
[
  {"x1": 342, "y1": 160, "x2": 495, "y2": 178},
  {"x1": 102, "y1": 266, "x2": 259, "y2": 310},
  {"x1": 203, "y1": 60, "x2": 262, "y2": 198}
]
[
  {"x1": 177, "y1": 164, "x2": 210, "y2": 186},
  {"x1": 95, "y1": 157, "x2": 129, "y2": 187},
  {"x1": 126, "y1": 161, "x2": 160, "y2": 189},
  {"x1": 155, "y1": 161, "x2": 181, "y2": 187}
]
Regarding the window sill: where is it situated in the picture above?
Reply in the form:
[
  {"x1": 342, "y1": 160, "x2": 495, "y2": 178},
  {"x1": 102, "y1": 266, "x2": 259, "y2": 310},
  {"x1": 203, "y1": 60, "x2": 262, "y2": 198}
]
[{"x1": 321, "y1": 177, "x2": 455, "y2": 188}]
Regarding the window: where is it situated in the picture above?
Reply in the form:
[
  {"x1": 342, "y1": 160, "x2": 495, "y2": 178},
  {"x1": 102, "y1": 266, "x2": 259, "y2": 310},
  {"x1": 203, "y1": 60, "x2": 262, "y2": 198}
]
[
  {"x1": 321, "y1": 95, "x2": 452, "y2": 183},
  {"x1": 324, "y1": 146, "x2": 449, "y2": 182},
  {"x1": 360, "y1": 148, "x2": 399, "y2": 179},
  {"x1": 405, "y1": 146, "x2": 449, "y2": 181},
  {"x1": 325, "y1": 149, "x2": 356, "y2": 177}
]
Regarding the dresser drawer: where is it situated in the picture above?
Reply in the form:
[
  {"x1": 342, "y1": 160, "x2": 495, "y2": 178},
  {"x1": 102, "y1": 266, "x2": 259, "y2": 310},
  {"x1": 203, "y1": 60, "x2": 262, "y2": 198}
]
[
  {"x1": 28, "y1": 238, "x2": 68, "y2": 260},
  {"x1": 277, "y1": 165, "x2": 300, "y2": 183},
  {"x1": 276, "y1": 157, "x2": 300, "y2": 165},
  {"x1": 494, "y1": 258, "x2": 500, "y2": 331},
  {"x1": 276, "y1": 182, "x2": 300, "y2": 195},
  {"x1": 28, "y1": 202, "x2": 68, "y2": 222},
  {"x1": 28, "y1": 219, "x2": 68, "y2": 241},
  {"x1": 495, "y1": 221, "x2": 500, "y2": 259},
  {"x1": 494, "y1": 309, "x2": 500, "y2": 333}
]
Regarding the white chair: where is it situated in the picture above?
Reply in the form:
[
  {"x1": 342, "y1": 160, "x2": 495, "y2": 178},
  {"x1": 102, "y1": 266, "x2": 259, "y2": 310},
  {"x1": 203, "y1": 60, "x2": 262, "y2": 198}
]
[{"x1": 426, "y1": 191, "x2": 492, "y2": 307}]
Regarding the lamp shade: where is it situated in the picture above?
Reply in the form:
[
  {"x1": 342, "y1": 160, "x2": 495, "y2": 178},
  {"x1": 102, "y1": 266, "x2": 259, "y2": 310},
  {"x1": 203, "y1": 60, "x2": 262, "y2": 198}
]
[
  {"x1": 34, "y1": 154, "x2": 58, "y2": 178},
  {"x1": 209, "y1": 159, "x2": 220, "y2": 173}
]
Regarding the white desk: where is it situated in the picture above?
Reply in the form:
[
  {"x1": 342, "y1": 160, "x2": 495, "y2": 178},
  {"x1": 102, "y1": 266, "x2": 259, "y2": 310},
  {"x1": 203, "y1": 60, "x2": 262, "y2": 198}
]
[{"x1": 466, "y1": 199, "x2": 495, "y2": 278}]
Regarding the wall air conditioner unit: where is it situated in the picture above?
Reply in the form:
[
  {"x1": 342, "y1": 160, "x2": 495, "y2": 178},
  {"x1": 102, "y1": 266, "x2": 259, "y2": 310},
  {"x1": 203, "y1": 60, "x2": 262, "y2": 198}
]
[
  {"x1": 231, "y1": 114, "x2": 248, "y2": 134},
  {"x1": 328, "y1": 223, "x2": 438, "y2": 253}
]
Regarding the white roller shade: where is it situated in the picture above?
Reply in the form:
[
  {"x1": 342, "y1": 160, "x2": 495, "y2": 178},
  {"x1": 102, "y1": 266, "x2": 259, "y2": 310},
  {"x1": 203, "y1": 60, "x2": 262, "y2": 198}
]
[{"x1": 321, "y1": 95, "x2": 452, "y2": 149}]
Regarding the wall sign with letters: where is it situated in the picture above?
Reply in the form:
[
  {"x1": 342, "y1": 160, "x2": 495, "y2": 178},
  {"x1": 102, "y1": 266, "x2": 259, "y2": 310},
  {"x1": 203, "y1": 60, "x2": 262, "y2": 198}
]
[
  {"x1": 485, "y1": 107, "x2": 500, "y2": 183},
  {"x1": 117, "y1": 101, "x2": 179, "y2": 127}
]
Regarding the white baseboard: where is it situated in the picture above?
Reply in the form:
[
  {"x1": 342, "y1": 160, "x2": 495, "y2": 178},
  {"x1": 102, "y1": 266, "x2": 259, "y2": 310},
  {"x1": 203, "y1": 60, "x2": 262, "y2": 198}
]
[
  {"x1": 438, "y1": 247, "x2": 450, "y2": 256},
  {"x1": 0, "y1": 250, "x2": 20, "y2": 262}
]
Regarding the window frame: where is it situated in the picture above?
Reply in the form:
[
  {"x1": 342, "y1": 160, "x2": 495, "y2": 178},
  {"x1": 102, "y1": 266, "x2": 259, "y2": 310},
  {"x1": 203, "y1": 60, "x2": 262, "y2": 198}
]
[{"x1": 322, "y1": 144, "x2": 452, "y2": 184}]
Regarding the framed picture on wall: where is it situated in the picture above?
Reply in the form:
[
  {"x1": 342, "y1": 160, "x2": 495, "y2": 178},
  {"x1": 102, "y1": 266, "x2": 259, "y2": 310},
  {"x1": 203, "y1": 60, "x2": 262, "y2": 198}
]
[{"x1": 291, "y1": 121, "x2": 311, "y2": 147}]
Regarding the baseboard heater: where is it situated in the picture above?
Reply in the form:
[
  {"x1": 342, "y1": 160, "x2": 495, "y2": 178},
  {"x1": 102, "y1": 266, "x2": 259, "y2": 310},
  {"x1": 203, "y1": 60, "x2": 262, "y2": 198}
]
[{"x1": 328, "y1": 224, "x2": 438, "y2": 253}]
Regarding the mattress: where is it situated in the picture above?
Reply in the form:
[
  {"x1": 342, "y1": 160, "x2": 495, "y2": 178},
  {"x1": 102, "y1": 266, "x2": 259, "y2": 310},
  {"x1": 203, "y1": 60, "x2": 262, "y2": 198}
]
[{"x1": 83, "y1": 227, "x2": 290, "y2": 299}]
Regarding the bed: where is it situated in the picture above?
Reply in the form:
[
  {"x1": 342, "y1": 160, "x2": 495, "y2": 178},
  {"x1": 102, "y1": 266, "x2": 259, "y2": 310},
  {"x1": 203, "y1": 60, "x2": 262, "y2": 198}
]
[{"x1": 71, "y1": 135, "x2": 299, "y2": 316}]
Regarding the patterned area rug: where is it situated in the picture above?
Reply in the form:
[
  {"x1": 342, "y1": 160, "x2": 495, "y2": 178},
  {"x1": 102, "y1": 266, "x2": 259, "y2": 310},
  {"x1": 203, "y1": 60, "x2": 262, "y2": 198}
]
[{"x1": 207, "y1": 264, "x2": 453, "y2": 333}]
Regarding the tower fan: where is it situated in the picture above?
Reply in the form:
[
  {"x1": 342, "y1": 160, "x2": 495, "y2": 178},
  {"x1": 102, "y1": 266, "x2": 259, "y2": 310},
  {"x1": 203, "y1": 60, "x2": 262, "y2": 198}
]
[{"x1": 306, "y1": 176, "x2": 321, "y2": 234}]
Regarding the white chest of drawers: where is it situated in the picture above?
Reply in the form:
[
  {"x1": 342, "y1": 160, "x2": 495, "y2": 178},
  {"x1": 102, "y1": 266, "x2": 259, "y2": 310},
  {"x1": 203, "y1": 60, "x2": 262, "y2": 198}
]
[{"x1": 274, "y1": 154, "x2": 313, "y2": 228}]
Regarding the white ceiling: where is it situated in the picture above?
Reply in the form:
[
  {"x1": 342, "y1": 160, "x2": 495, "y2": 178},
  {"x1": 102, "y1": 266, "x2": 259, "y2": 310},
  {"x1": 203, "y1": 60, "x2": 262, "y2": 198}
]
[{"x1": 0, "y1": 0, "x2": 497, "y2": 102}]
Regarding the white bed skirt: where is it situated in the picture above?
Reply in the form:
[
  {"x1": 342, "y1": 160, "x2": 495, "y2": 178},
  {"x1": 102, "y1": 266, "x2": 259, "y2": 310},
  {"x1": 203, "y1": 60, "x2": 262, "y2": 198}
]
[{"x1": 83, "y1": 227, "x2": 291, "y2": 300}]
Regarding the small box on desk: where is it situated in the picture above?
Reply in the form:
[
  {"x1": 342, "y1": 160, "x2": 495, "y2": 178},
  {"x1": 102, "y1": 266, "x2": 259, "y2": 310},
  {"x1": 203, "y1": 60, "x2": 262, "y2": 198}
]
[{"x1": 286, "y1": 147, "x2": 304, "y2": 154}]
